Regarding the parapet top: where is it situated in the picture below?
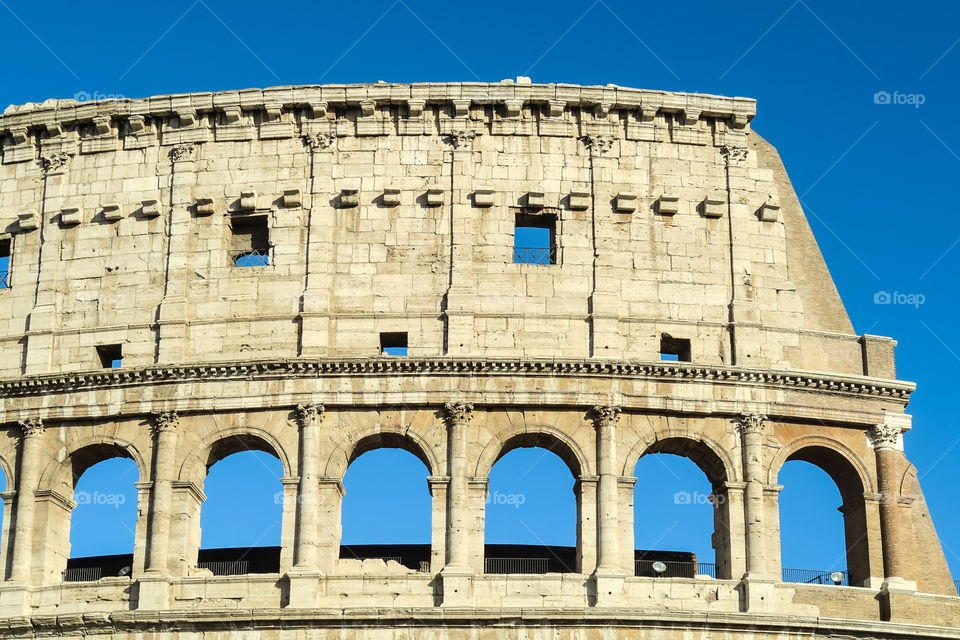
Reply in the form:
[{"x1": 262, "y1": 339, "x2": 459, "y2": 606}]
[{"x1": 0, "y1": 82, "x2": 756, "y2": 133}]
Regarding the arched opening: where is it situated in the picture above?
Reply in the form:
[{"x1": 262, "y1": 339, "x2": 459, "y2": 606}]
[
  {"x1": 631, "y1": 437, "x2": 733, "y2": 579},
  {"x1": 778, "y1": 445, "x2": 869, "y2": 586},
  {"x1": 484, "y1": 434, "x2": 579, "y2": 574},
  {"x1": 37, "y1": 442, "x2": 141, "y2": 583},
  {"x1": 339, "y1": 447, "x2": 431, "y2": 572},
  {"x1": 67, "y1": 457, "x2": 139, "y2": 580},
  {"x1": 191, "y1": 435, "x2": 285, "y2": 576}
]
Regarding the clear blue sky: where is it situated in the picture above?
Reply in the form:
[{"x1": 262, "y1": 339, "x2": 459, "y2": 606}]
[{"x1": 3, "y1": 0, "x2": 958, "y2": 578}]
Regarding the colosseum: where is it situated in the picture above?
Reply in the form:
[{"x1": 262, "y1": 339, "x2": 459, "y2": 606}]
[{"x1": 0, "y1": 80, "x2": 956, "y2": 638}]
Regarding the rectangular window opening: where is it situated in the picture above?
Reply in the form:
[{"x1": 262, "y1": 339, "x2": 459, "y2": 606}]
[
  {"x1": 513, "y1": 212, "x2": 556, "y2": 265},
  {"x1": 96, "y1": 344, "x2": 123, "y2": 369},
  {"x1": 660, "y1": 334, "x2": 691, "y2": 362},
  {"x1": 231, "y1": 215, "x2": 270, "y2": 267},
  {"x1": 380, "y1": 332, "x2": 408, "y2": 356},
  {"x1": 0, "y1": 239, "x2": 9, "y2": 289}
]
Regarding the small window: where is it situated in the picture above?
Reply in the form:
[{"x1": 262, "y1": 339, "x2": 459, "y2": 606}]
[
  {"x1": 513, "y1": 212, "x2": 556, "y2": 265},
  {"x1": 380, "y1": 332, "x2": 408, "y2": 356},
  {"x1": 231, "y1": 216, "x2": 269, "y2": 267},
  {"x1": 0, "y1": 239, "x2": 9, "y2": 289},
  {"x1": 96, "y1": 344, "x2": 123, "y2": 369},
  {"x1": 660, "y1": 334, "x2": 691, "y2": 362}
]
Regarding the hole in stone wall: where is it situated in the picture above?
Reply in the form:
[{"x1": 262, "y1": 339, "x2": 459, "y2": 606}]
[
  {"x1": 380, "y1": 332, "x2": 408, "y2": 356},
  {"x1": 231, "y1": 215, "x2": 270, "y2": 267},
  {"x1": 0, "y1": 238, "x2": 10, "y2": 289},
  {"x1": 513, "y1": 212, "x2": 557, "y2": 265},
  {"x1": 660, "y1": 334, "x2": 691, "y2": 362},
  {"x1": 96, "y1": 344, "x2": 122, "y2": 368}
]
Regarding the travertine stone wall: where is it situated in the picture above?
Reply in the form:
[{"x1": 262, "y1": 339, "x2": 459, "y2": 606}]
[
  {"x1": 0, "y1": 84, "x2": 953, "y2": 636},
  {"x1": 0, "y1": 82, "x2": 890, "y2": 377}
]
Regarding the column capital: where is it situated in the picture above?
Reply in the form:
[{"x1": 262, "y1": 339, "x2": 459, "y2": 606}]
[
  {"x1": 296, "y1": 403, "x2": 326, "y2": 427},
  {"x1": 869, "y1": 423, "x2": 903, "y2": 451},
  {"x1": 442, "y1": 402, "x2": 474, "y2": 427},
  {"x1": 734, "y1": 413, "x2": 767, "y2": 435},
  {"x1": 16, "y1": 417, "x2": 44, "y2": 438},
  {"x1": 590, "y1": 405, "x2": 621, "y2": 429},
  {"x1": 151, "y1": 411, "x2": 179, "y2": 437}
]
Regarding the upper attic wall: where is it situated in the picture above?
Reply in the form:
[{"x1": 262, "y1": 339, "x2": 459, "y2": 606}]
[{"x1": 0, "y1": 83, "x2": 897, "y2": 381}]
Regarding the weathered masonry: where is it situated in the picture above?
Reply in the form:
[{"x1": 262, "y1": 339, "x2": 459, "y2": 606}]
[{"x1": 0, "y1": 81, "x2": 956, "y2": 639}]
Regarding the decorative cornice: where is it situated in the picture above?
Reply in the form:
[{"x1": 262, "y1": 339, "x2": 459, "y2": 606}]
[
  {"x1": 590, "y1": 405, "x2": 621, "y2": 428},
  {"x1": 720, "y1": 145, "x2": 748, "y2": 165},
  {"x1": 734, "y1": 413, "x2": 767, "y2": 435},
  {"x1": 16, "y1": 417, "x2": 43, "y2": 438},
  {"x1": 302, "y1": 132, "x2": 336, "y2": 150},
  {"x1": 169, "y1": 144, "x2": 194, "y2": 162},
  {"x1": 442, "y1": 402, "x2": 474, "y2": 427},
  {"x1": 0, "y1": 358, "x2": 914, "y2": 402},
  {"x1": 296, "y1": 403, "x2": 325, "y2": 427}
]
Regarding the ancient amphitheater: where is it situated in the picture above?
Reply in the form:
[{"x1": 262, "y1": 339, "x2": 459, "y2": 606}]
[{"x1": 0, "y1": 80, "x2": 956, "y2": 638}]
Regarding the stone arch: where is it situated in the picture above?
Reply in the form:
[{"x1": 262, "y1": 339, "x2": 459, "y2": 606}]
[
  {"x1": 323, "y1": 428, "x2": 439, "y2": 478},
  {"x1": 32, "y1": 436, "x2": 144, "y2": 584},
  {"x1": 38, "y1": 436, "x2": 146, "y2": 495},
  {"x1": 622, "y1": 430, "x2": 738, "y2": 486},
  {"x1": 0, "y1": 452, "x2": 14, "y2": 492},
  {"x1": 624, "y1": 430, "x2": 739, "y2": 579},
  {"x1": 767, "y1": 435, "x2": 875, "y2": 500},
  {"x1": 770, "y1": 435, "x2": 876, "y2": 587},
  {"x1": 474, "y1": 425, "x2": 589, "y2": 479},
  {"x1": 178, "y1": 426, "x2": 292, "y2": 486}
]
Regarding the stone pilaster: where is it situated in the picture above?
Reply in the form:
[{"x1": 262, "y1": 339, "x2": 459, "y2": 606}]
[
  {"x1": 298, "y1": 133, "x2": 336, "y2": 356},
  {"x1": 443, "y1": 132, "x2": 477, "y2": 356},
  {"x1": 440, "y1": 402, "x2": 473, "y2": 605},
  {"x1": 870, "y1": 417, "x2": 915, "y2": 592},
  {"x1": 139, "y1": 411, "x2": 179, "y2": 609},
  {"x1": 10, "y1": 418, "x2": 43, "y2": 584},
  {"x1": 287, "y1": 404, "x2": 325, "y2": 608},
  {"x1": 590, "y1": 405, "x2": 625, "y2": 605},
  {"x1": 735, "y1": 413, "x2": 775, "y2": 612}
]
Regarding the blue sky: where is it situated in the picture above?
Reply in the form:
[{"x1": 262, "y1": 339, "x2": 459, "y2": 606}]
[{"x1": 3, "y1": 0, "x2": 959, "y2": 578}]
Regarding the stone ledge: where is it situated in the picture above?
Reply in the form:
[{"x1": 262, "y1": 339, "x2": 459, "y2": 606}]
[{"x1": 0, "y1": 357, "x2": 914, "y2": 402}]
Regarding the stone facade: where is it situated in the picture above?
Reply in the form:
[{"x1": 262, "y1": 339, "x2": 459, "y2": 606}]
[{"x1": 0, "y1": 82, "x2": 954, "y2": 638}]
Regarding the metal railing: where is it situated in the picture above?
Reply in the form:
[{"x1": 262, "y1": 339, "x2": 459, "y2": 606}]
[
  {"x1": 233, "y1": 250, "x2": 269, "y2": 267},
  {"x1": 634, "y1": 559, "x2": 699, "y2": 578},
  {"x1": 62, "y1": 567, "x2": 102, "y2": 582},
  {"x1": 0, "y1": 270, "x2": 8, "y2": 288},
  {"x1": 418, "y1": 561, "x2": 431, "y2": 573},
  {"x1": 955, "y1": 579, "x2": 960, "y2": 596},
  {"x1": 781, "y1": 567, "x2": 848, "y2": 585},
  {"x1": 485, "y1": 557, "x2": 550, "y2": 574},
  {"x1": 197, "y1": 560, "x2": 249, "y2": 576},
  {"x1": 698, "y1": 562, "x2": 717, "y2": 577},
  {"x1": 513, "y1": 246, "x2": 556, "y2": 265}
]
